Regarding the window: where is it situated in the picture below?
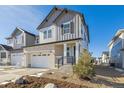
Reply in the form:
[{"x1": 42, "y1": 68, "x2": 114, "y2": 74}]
[
  {"x1": 67, "y1": 47, "x2": 70, "y2": 57},
  {"x1": 16, "y1": 35, "x2": 23, "y2": 44},
  {"x1": 43, "y1": 31, "x2": 47, "y2": 39},
  {"x1": 48, "y1": 30, "x2": 52, "y2": 38},
  {"x1": 1, "y1": 52, "x2": 6, "y2": 58},
  {"x1": 43, "y1": 29, "x2": 52, "y2": 39},
  {"x1": 63, "y1": 22, "x2": 70, "y2": 34}
]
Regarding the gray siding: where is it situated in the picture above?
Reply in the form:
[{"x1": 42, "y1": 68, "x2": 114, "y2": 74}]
[
  {"x1": 111, "y1": 40, "x2": 123, "y2": 68},
  {"x1": 25, "y1": 33, "x2": 35, "y2": 46},
  {"x1": 56, "y1": 12, "x2": 82, "y2": 41},
  {"x1": 41, "y1": 10, "x2": 62, "y2": 28}
]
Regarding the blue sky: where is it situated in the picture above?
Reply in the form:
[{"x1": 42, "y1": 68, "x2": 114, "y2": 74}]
[{"x1": 0, "y1": 5, "x2": 124, "y2": 57}]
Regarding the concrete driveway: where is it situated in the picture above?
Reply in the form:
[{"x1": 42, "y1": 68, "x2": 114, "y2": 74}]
[{"x1": 0, "y1": 67, "x2": 49, "y2": 83}]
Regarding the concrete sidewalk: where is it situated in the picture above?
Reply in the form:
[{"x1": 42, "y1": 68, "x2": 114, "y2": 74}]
[{"x1": 0, "y1": 68, "x2": 49, "y2": 83}]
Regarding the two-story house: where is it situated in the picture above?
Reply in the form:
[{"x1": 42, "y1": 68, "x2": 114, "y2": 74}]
[
  {"x1": 5, "y1": 27, "x2": 36, "y2": 66},
  {"x1": 23, "y1": 7, "x2": 90, "y2": 68},
  {"x1": 101, "y1": 51, "x2": 109, "y2": 63},
  {"x1": 108, "y1": 29, "x2": 124, "y2": 68}
]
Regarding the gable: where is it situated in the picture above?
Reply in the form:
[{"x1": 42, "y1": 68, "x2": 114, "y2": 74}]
[
  {"x1": 55, "y1": 11, "x2": 76, "y2": 26},
  {"x1": 0, "y1": 44, "x2": 13, "y2": 51},
  {"x1": 37, "y1": 7, "x2": 63, "y2": 30},
  {"x1": 37, "y1": 7, "x2": 63, "y2": 29},
  {"x1": 11, "y1": 28, "x2": 23, "y2": 37}
]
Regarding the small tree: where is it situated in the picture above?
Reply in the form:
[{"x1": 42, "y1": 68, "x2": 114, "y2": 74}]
[{"x1": 73, "y1": 49, "x2": 95, "y2": 79}]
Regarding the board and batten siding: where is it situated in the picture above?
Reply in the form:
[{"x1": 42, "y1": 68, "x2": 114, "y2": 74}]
[
  {"x1": 25, "y1": 33, "x2": 35, "y2": 47},
  {"x1": 41, "y1": 9, "x2": 62, "y2": 29},
  {"x1": 56, "y1": 13, "x2": 82, "y2": 41}
]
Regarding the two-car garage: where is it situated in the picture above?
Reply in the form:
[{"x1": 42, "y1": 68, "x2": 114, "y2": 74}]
[
  {"x1": 11, "y1": 52, "x2": 55, "y2": 68},
  {"x1": 23, "y1": 44, "x2": 56, "y2": 69},
  {"x1": 30, "y1": 52, "x2": 55, "y2": 68}
]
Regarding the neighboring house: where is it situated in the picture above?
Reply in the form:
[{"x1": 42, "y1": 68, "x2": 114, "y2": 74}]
[
  {"x1": 98, "y1": 57, "x2": 102, "y2": 64},
  {"x1": 101, "y1": 51, "x2": 109, "y2": 63},
  {"x1": 23, "y1": 7, "x2": 90, "y2": 68},
  {"x1": 5, "y1": 27, "x2": 36, "y2": 66},
  {"x1": 0, "y1": 44, "x2": 13, "y2": 65},
  {"x1": 108, "y1": 29, "x2": 124, "y2": 68}
]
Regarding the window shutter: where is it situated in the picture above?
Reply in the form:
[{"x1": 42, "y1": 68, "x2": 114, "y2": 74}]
[
  {"x1": 61, "y1": 24, "x2": 63, "y2": 35},
  {"x1": 70, "y1": 21, "x2": 74, "y2": 33}
]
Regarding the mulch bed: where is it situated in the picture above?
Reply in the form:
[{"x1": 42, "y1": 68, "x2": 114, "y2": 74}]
[{"x1": 0, "y1": 76, "x2": 87, "y2": 88}]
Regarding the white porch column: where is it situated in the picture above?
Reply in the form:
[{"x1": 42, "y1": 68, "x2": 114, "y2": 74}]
[
  {"x1": 76, "y1": 42, "x2": 79, "y2": 64},
  {"x1": 23, "y1": 53, "x2": 29, "y2": 67},
  {"x1": 64, "y1": 43, "x2": 67, "y2": 64}
]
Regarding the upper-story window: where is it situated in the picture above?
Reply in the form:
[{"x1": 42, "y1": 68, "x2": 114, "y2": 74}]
[
  {"x1": 48, "y1": 30, "x2": 52, "y2": 38},
  {"x1": 43, "y1": 31, "x2": 47, "y2": 39},
  {"x1": 63, "y1": 22, "x2": 71, "y2": 34},
  {"x1": 43, "y1": 29, "x2": 52, "y2": 39}
]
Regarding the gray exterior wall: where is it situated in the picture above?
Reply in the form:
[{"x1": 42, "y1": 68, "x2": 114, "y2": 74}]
[
  {"x1": 41, "y1": 9, "x2": 62, "y2": 28},
  {"x1": 55, "y1": 12, "x2": 82, "y2": 41},
  {"x1": 25, "y1": 33, "x2": 35, "y2": 47},
  {"x1": 110, "y1": 39, "x2": 123, "y2": 68},
  {"x1": 0, "y1": 46, "x2": 11, "y2": 65}
]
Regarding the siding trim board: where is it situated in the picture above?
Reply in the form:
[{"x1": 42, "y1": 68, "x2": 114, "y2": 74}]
[{"x1": 24, "y1": 38, "x2": 82, "y2": 48}]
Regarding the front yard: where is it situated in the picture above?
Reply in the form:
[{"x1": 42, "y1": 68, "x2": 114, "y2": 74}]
[{"x1": 0, "y1": 65, "x2": 124, "y2": 88}]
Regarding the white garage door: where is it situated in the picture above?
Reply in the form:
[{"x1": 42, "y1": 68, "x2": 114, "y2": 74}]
[
  {"x1": 31, "y1": 53, "x2": 54, "y2": 68},
  {"x1": 11, "y1": 53, "x2": 23, "y2": 66}
]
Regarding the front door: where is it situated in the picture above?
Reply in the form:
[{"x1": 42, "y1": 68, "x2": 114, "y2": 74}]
[{"x1": 66, "y1": 46, "x2": 75, "y2": 64}]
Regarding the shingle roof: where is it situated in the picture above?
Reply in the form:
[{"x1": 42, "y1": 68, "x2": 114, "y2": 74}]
[
  {"x1": 0, "y1": 44, "x2": 13, "y2": 51},
  {"x1": 6, "y1": 27, "x2": 36, "y2": 39},
  {"x1": 16, "y1": 27, "x2": 36, "y2": 36}
]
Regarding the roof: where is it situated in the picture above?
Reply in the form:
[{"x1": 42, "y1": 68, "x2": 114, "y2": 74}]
[
  {"x1": 0, "y1": 44, "x2": 13, "y2": 51},
  {"x1": 53, "y1": 8, "x2": 84, "y2": 23},
  {"x1": 108, "y1": 29, "x2": 124, "y2": 47},
  {"x1": 37, "y1": 6, "x2": 85, "y2": 30},
  {"x1": 6, "y1": 27, "x2": 36, "y2": 39},
  {"x1": 17, "y1": 27, "x2": 36, "y2": 36},
  {"x1": 37, "y1": 6, "x2": 63, "y2": 30},
  {"x1": 11, "y1": 48, "x2": 23, "y2": 53},
  {"x1": 24, "y1": 38, "x2": 82, "y2": 48}
]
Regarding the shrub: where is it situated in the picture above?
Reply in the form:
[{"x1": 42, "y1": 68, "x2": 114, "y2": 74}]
[{"x1": 73, "y1": 49, "x2": 95, "y2": 80}]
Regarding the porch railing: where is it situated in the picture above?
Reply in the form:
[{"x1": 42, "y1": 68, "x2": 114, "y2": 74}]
[{"x1": 57, "y1": 56, "x2": 75, "y2": 68}]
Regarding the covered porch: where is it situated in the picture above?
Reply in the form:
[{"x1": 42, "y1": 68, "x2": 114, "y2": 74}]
[{"x1": 55, "y1": 40, "x2": 82, "y2": 68}]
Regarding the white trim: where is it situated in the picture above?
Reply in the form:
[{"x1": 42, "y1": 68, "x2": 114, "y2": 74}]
[
  {"x1": 76, "y1": 41, "x2": 79, "y2": 64},
  {"x1": 62, "y1": 21, "x2": 72, "y2": 35}
]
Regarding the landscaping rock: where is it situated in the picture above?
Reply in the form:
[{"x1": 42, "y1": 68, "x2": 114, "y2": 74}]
[
  {"x1": 15, "y1": 76, "x2": 29, "y2": 84},
  {"x1": 0, "y1": 81, "x2": 10, "y2": 85},
  {"x1": 44, "y1": 83, "x2": 57, "y2": 88}
]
